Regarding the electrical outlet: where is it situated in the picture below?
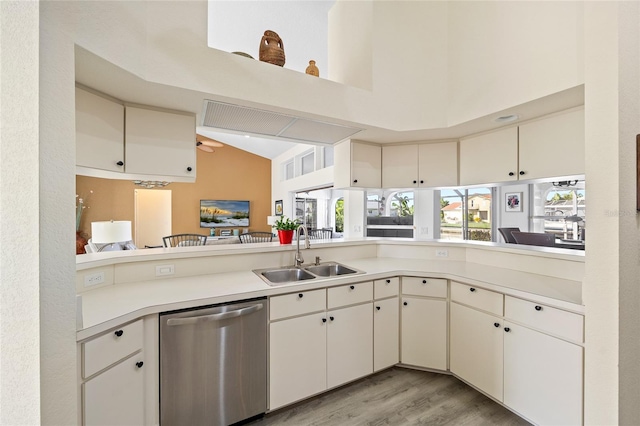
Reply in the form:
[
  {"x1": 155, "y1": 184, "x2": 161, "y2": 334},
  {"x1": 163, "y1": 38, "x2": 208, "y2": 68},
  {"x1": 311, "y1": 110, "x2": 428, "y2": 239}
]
[
  {"x1": 354, "y1": 225, "x2": 362, "y2": 233},
  {"x1": 421, "y1": 227, "x2": 429, "y2": 234},
  {"x1": 156, "y1": 264, "x2": 175, "y2": 276},
  {"x1": 436, "y1": 249, "x2": 449, "y2": 258},
  {"x1": 84, "y1": 272, "x2": 105, "y2": 287}
]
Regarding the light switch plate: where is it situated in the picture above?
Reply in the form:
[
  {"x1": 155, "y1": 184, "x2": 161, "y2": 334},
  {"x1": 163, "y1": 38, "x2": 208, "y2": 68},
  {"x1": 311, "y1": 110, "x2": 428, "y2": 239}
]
[{"x1": 156, "y1": 264, "x2": 175, "y2": 276}]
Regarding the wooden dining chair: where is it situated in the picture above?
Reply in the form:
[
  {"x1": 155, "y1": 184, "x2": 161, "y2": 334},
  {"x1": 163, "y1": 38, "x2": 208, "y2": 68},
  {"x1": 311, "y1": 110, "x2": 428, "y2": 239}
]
[
  {"x1": 307, "y1": 228, "x2": 333, "y2": 240},
  {"x1": 238, "y1": 232, "x2": 273, "y2": 243},
  {"x1": 162, "y1": 234, "x2": 208, "y2": 247}
]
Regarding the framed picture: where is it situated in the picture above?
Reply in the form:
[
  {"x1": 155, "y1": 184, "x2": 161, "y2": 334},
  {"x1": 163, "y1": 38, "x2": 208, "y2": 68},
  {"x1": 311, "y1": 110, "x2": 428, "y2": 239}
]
[
  {"x1": 505, "y1": 192, "x2": 523, "y2": 212},
  {"x1": 275, "y1": 200, "x2": 283, "y2": 216}
]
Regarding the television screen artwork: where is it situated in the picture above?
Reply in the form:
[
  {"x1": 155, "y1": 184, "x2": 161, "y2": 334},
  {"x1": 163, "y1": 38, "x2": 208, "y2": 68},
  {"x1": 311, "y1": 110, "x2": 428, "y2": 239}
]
[{"x1": 200, "y1": 200, "x2": 250, "y2": 228}]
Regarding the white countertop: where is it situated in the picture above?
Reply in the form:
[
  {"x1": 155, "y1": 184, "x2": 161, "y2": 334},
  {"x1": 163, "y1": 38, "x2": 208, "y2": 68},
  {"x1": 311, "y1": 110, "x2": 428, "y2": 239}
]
[{"x1": 77, "y1": 254, "x2": 583, "y2": 341}]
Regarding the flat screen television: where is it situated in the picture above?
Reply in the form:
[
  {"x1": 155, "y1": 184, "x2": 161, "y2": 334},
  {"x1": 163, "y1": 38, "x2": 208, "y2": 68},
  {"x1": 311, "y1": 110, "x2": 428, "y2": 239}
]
[{"x1": 200, "y1": 200, "x2": 250, "y2": 228}]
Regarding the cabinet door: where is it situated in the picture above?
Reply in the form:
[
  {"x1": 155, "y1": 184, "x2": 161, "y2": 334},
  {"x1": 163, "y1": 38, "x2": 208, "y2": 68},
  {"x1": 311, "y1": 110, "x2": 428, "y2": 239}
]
[
  {"x1": 450, "y1": 303, "x2": 503, "y2": 401},
  {"x1": 382, "y1": 145, "x2": 418, "y2": 188},
  {"x1": 269, "y1": 314, "x2": 327, "y2": 410},
  {"x1": 76, "y1": 87, "x2": 124, "y2": 172},
  {"x1": 503, "y1": 322, "x2": 583, "y2": 426},
  {"x1": 518, "y1": 108, "x2": 584, "y2": 180},
  {"x1": 418, "y1": 142, "x2": 458, "y2": 187},
  {"x1": 400, "y1": 297, "x2": 447, "y2": 370},
  {"x1": 459, "y1": 127, "x2": 518, "y2": 185},
  {"x1": 374, "y1": 297, "x2": 399, "y2": 371},
  {"x1": 352, "y1": 142, "x2": 382, "y2": 188},
  {"x1": 83, "y1": 353, "x2": 145, "y2": 426},
  {"x1": 125, "y1": 106, "x2": 196, "y2": 178},
  {"x1": 327, "y1": 303, "x2": 373, "y2": 388}
]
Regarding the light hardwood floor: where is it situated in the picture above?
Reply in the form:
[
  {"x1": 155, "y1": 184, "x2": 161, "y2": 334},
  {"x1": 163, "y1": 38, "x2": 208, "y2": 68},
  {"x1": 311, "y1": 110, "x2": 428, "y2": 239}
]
[{"x1": 250, "y1": 367, "x2": 530, "y2": 426}]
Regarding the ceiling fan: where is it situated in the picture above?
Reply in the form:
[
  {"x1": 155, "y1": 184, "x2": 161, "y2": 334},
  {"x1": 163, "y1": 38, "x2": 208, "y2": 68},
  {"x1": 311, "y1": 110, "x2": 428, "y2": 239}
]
[{"x1": 196, "y1": 134, "x2": 225, "y2": 153}]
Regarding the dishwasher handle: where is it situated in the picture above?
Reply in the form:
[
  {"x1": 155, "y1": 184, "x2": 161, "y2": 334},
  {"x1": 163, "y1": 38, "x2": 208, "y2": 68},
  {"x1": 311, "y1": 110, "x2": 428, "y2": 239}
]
[{"x1": 166, "y1": 303, "x2": 264, "y2": 326}]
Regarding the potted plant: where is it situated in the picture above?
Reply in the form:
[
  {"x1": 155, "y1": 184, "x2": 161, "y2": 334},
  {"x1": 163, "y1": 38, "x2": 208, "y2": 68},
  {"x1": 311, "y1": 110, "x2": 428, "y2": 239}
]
[{"x1": 273, "y1": 216, "x2": 300, "y2": 244}]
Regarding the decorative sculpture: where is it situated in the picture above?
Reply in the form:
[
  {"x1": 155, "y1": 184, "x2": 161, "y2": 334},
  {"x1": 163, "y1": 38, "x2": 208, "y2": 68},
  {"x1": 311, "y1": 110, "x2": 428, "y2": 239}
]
[
  {"x1": 305, "y1": 60, "x2": 319, "y2": 77},
  {"x1": 259, "y1": 30, "x2": 285, "y2": 66}
]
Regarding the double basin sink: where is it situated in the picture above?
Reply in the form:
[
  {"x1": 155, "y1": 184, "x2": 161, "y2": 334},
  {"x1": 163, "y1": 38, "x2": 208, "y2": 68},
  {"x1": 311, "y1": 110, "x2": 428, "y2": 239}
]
[{"x1": 254, "y1": 262, "x2": 363, "y2": 286}]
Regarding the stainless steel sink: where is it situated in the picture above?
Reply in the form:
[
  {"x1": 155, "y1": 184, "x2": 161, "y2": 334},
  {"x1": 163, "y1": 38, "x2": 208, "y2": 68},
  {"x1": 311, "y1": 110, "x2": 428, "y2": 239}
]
[
  {"x1": 254, "y1": 262, "x2": 363, "y2": 286},
  {"x1": 304, "y1": 262, "x2": 359, "y2": 277},
  {"x1": 259, "y1": 268, "x2": 316, "y2": 284}
]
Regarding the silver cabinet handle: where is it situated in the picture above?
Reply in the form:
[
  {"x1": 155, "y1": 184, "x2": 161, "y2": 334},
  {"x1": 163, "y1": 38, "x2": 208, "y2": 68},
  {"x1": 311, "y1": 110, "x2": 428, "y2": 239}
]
[{"x1": 166, "y1": 304, "x2": 263, "y2": 326}]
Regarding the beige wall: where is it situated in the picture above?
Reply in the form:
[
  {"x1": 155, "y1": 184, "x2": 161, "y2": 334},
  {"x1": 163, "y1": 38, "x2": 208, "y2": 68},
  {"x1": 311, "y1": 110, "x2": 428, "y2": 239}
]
[{"x1": 76, "y1": 144, "x2": 271, "y2": 241}]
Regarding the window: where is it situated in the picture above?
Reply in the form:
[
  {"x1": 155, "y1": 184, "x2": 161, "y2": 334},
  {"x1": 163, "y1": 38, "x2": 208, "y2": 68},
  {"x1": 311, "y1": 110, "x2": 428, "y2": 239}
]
[
  {"x1": 440, "y1": 188, "x2": 493, "y2": 241},
  {"x1": 301, "y1": 152, "x2": 315, "y2": 175},
  {"x1": 531, "y1": 180, "x2": 585, "y2": 240},
  {"x1": 293, "y1": 187, "x2": 344, "y2": 235},
  {"x1": 283, "y1": 160, "x2": 294, "y2": 180},
  {"x1": 366, "y1": 190, "x2": 414, "y2": 238},
  {"x1": 323, "y1": 146, "x2": 334, "y2": 168}
]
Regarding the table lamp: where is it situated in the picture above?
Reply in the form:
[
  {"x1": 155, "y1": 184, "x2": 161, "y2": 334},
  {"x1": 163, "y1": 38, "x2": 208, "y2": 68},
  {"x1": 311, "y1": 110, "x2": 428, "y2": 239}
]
[{"x1": 91, "y1": 220, "x2": 132, "y2": 252}]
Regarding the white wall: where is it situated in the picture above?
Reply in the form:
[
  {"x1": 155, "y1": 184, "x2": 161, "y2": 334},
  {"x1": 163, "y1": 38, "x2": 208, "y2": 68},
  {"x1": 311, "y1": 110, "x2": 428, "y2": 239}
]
[
  {"x1": 0, "y1": 3, "x2": 42, "y2": 424},
  {"x1": 447, "y1": 1, "x2": 584, "y2": 125},
  {"x1": 583, "y1": 3, "x2": 620, "y2": 424}
]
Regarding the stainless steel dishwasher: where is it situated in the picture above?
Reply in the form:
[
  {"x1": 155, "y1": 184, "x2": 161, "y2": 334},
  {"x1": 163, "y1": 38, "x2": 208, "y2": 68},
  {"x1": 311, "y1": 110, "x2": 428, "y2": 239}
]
[{"x1": 160, "y1": 298, "x2": 267, "y2": 426}]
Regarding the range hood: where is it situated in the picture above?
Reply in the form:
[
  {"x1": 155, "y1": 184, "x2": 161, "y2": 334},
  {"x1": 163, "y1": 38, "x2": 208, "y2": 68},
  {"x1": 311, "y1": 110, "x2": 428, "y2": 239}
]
[{"x1": 201, "y1": 100, "x2": 362, "y2": 144}]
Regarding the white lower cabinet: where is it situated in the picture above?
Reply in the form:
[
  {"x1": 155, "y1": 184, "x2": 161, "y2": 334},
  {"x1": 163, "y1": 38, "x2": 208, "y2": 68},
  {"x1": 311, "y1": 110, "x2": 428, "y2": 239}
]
[
  {"x1": 83, "y1": 353, "x2": 145, "y2": 426},
  {"x1": 503, "y1": 321, "x2": 583, "y2": 426},
  {"x1": 269, "y1": 313, "x2": 327, "y2": 410},
  {"x1": 374, "y1": 297, "x2": 399, "y2": 371},
  {"x1": 400, "y1": 297, "x2": 447, "y2": 370},
  {"x1": 327, "y1": 303, "x2": 373, "y2": 388},
  {"x1": 450, "y1": 302, "x2": 504, "y2": 401}
]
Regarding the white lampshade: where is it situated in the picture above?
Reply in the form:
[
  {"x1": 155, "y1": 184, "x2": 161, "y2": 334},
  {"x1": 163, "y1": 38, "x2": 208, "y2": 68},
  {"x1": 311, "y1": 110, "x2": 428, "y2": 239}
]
[
  {"x1": 267, "y1": 215, "x2": 279, "y2": 226},
  {"x1": 91, "y1": 221, "x2": 132, "y2": 244}
]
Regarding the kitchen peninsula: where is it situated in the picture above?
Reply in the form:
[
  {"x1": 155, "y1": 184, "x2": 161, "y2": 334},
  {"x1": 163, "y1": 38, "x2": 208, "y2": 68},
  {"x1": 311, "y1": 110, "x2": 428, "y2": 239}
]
[{"x1": 76, "y1": 239, "x2": 584, "y2": 425}]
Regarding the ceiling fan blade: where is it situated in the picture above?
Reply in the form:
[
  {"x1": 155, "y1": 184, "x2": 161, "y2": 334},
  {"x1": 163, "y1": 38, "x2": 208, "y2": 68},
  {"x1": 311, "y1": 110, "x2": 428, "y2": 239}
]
[
  {"x1": 196, "y1": 133, "x2": 225, "y2": 148},
  {"x1": 196, "y1": 142, "x2": 214, "y2": 153}
]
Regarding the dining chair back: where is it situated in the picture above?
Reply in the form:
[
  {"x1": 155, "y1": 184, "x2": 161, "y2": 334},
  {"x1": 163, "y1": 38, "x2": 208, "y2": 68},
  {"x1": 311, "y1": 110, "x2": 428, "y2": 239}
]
[
  {"x1": 511, "y1": 231, "x2": 556, "y2": 247},
  {"x1": 498, "y1": 227, "x2": 520, "y2": 244},
  {"x1": 238, "y1": 232, "x2": 273, "y2": 243},
  {"x1": 162, "y1": 234, "x2": 208, "y2": 247},
  {"x1": 307, "y1": 228, "x2": 333, "y2": 240}
]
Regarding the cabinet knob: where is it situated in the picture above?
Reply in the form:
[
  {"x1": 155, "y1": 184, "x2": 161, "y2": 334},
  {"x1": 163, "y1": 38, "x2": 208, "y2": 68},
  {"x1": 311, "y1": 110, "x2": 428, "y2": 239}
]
[
  {"x1": 116, "y1": 161, "x2": 124, "y2": 167},
  {"x1": 353, "y1": 179, "x2": 358, "y2": 183},
  {"x1": 422, "y1": 279, "x2": 427, "y2": 284},
  {"x1": 298, "y1": 293, "x2": 303, "y2": 298},
  {"x1": 469, "y1": 288, "x2": 476, "y2": 292},
  {"x1": 420, "y1": 180, "x2": 424, "y2": 184},
  {"x1": 386, "y1": 279, "x2": 391, "y2": 284},
  {"x1": 494, "y1": 323, "x2": 500, "y2": 328},
  {"x1": 504, "y1": 327, "x2": 511, "y2": 333},
  {"x1": 136, "y1": 361, "x2": 144, "y2": 369},
  {"x1": 329, "y1": 316, "x2": 335, "y2": 321},
  {"x1": 519, "y1": 171, "x2": 525, "y2": 176},
  {"x1": 413, "y1": 180, "x2": 417, "y2": 184},
  {"x1": 349, "y1": 285, "x2": 355, "y2": 290},
  {"x1": 322, "y1": 318, "x2": 327, "y2": 323},
  {"x1": 376, "y1": 306, "x2": 381, "y2": 311},
  {"x1": 508, "y1": 172, "x2": 514, "y2": 176},
  {"x1": 403, "y1": 301, "x2": 408, "y2": 306},
  {"x1": 114, "y1": 330, "x2": 124, "y2": 337},
  {"x1": 535, "y1": 305, "x2": 542, "y2": 311},
  {"x1": 187, "y1": 166, "x2": 193, "y2": 172}
]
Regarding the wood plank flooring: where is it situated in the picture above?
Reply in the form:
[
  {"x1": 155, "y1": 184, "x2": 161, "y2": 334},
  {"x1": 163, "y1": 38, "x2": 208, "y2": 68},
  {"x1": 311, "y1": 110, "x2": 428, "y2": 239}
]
[{"x1": 249, "y1": 367, "x2": 530, "y2": 426}]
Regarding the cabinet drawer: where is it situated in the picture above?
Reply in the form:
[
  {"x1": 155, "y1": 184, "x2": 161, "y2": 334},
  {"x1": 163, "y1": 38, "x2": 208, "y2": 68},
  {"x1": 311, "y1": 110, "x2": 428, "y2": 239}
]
[
  {"x1": 374, "y1": 277, "x2": 399, "y2": 299},
  {"x1": 270, "y1": 289, "x2": 326, "y2": 321},
  {"x1": 328, "y1": 282, "x2": 373, "y2": 309},
  {"x1": 83, "y1": 319, "x2": 143, "y2": 378},
  {"x1": 505, "y1": 296, "x2": 584, "y2": 342},
  {"x1": 402, "y1": 277, "x2": 447, "y2": 298},
  {"x1": 451, "y1": 282, "x2": 503, "y2": 316}
]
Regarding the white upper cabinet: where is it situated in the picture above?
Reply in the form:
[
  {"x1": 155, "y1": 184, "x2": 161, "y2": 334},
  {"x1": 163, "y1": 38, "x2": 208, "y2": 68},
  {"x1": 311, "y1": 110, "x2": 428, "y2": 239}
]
[
  {"x1": 125, "y1": 106, "x2": 196, "y2": 178},
  {"x1": 459, "y1": 126, "x2": 518, "y2": 186},
  {"x1": 334, "y1": 140, "x2": 381, "y2": 188},
  {"x1": 518, "y1": 107, "x2": 584, "y2": 180},
  {"x1": 382, "y1": 142, "x2": 458, "y2": 188},
  {"x1": 459, "y1": 107, "x2": 584, "y2": 186},
  {"x1": 76, "y1": 87, "x2": 125, "y2": 173}
]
